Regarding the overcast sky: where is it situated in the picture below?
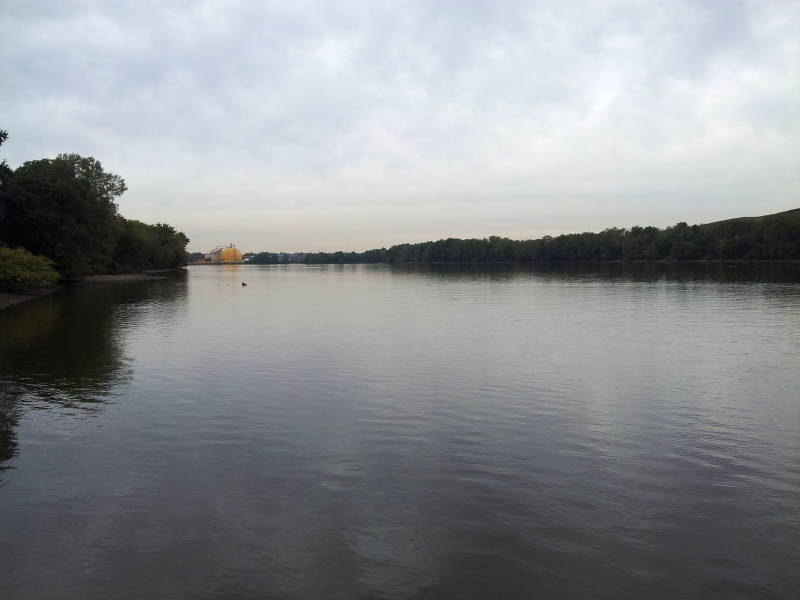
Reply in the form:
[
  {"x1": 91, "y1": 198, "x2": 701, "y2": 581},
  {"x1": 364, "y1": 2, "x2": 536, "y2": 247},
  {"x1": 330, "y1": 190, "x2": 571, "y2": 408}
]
[{"x1": 2, "y1": 0, "x2": 798, "y2": 252}]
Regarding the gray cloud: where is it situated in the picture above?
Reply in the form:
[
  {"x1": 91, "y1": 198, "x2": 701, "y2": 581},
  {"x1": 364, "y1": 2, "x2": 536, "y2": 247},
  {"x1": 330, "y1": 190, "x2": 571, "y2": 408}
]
[{"x1": 2, "y1": 0, "x2": 798, "y2": 251}]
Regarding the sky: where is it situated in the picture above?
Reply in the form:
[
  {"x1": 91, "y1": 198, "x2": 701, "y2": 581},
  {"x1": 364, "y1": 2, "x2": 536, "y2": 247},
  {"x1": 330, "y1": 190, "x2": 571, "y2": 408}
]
[{"x1": 2, "y1": 0, "x2": 798, "y2": 252}]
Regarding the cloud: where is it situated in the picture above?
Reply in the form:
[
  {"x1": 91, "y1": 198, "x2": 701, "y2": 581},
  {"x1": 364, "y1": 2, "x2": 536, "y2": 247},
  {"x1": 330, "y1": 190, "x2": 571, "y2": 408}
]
[{"x1": 1, "y1": 0, "x2": 798, "y2": 251}]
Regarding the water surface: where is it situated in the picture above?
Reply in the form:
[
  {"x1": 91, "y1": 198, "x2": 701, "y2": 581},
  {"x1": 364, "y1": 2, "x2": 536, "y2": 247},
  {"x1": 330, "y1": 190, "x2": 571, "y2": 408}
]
[{"x1": 1, "y1": 263, "x2": 799, "y2": 599}]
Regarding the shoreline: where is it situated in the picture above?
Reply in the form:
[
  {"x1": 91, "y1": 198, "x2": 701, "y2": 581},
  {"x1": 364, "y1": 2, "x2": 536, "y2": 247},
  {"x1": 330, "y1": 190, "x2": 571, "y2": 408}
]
[
  {"x1": 0, "y1": 288, "x2": 57, "y2": 310},
  {"x1": 82, "y1": 267, "x2": 184, "y2": 282},
  {"x1": 1, "y1": 269, "x2": 183, "y2": 311},
  {"x1": 81, "y1": 273, "x2": 166, "y2": 282},
  {"x1": 299, "y1": 259, "x2": 800, "y2": 266}
]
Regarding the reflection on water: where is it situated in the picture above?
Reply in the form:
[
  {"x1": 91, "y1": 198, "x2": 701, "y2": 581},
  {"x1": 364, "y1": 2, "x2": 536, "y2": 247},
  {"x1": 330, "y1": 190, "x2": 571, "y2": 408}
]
[
  {"x1": 386, "y1": 260, "x2": 800, "y2": 283},
  {"x1": 0, "y1": 264, "x2": 798, "y2": 599},
  {"x1": 0, "y1": 273, "x2": 188, "y2": 476}
]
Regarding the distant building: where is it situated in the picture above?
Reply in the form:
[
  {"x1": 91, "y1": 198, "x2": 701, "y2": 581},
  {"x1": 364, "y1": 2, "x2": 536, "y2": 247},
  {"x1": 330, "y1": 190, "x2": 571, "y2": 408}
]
[
  {"x1": 191, "y1": 243, "x2": 243, "y2": 264},
  {"x1": 209, "y1": 243, "x2": 243, "y2": 264}
]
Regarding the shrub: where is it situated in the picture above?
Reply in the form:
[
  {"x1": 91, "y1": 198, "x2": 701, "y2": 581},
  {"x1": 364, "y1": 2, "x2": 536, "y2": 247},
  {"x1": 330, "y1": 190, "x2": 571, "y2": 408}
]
[{"x1": 0, "y1": 246, "x2": 60, "y2": 291}]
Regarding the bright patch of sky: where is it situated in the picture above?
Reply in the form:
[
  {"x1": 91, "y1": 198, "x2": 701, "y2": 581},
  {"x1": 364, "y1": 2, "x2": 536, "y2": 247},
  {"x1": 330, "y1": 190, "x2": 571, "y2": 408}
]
[{"x1": 2, "y1": 0, "x2": 798, "y2": 252}]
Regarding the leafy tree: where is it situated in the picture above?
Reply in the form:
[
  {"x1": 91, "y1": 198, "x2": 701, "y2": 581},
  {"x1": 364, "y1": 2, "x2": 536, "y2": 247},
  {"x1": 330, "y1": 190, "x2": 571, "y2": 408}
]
[
  {"x1": 56, "y1": 153, "x2": 127, "y2": 206},
  {"x1": 0, "y1": 140, "x2": 189, "y2": 278},
  {"x1": 111, "y1": 219, "x2": 189, "y2": 272},
  {"x1": 0, "y1": 130, "x2": 11, "y2": 225},
  {"x1": 0, "y1": 130, "x2": 10, "y2": 187},
  {"x1": 0, "y1": 246, "x2": 60, "y2": 291},
  {"x1": 0, "y1": 156, "x2": 121, "y2": 277}
]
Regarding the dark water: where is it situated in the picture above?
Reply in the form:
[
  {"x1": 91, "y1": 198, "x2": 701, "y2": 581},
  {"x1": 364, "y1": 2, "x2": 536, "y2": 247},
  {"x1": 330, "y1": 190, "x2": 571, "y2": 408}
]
[{"x1": 1, "y1": 263, "x2": 799, "y2": 599}]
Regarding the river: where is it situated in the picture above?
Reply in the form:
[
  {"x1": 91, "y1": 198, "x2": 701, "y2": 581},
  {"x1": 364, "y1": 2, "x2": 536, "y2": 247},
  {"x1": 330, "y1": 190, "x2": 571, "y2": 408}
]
[{"x1": 1, "y1": 263, "x2": 798, "y2": 599}]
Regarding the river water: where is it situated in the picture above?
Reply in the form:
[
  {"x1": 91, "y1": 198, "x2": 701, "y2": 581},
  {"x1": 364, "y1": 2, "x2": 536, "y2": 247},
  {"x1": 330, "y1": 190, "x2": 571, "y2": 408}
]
[{"x1": 1, "y1": 263, "x2": 798, "y2": 599}]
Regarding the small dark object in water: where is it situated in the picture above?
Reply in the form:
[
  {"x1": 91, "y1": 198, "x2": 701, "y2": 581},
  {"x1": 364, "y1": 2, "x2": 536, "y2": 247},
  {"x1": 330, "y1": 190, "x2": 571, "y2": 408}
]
[{"x1": 242, "y1": 282, "x2": 247, "y2": 286}]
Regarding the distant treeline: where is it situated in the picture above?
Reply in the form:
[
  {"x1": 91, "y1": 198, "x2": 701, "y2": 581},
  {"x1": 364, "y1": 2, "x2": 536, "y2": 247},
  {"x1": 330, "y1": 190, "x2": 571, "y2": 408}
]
[
  {"x1": 247, "y1": 252, "x2": 306, "y2": 265},
  {"x1": 301, "y1": 209, "x2": 800, "y2": 264},
  {"x1": 0, "y1": 130, "x2": 189, "y2": 287}
]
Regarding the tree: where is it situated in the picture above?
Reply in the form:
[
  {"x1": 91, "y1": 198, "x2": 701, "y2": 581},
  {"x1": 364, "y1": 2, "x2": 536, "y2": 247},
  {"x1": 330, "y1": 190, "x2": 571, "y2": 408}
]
[
  {"x1": 0, "y1": 154, "x2": 124, "y2": 278},
  {"x1": 0, "y1": 130, "x2": 11, "y2": 208},
  {"x1": 300, "y1": 209, "x2": 799, "y2": 263},
  {"x1": 56, "y1": 153, "x2": 127, "y2": 206},
  {"x1": 0, "y1": 246, "x2": 60, "y2": 291},
  {"x1": 0, "y1": 134, "x2": 189, "y2": 277},
  {"x1": 111, "y1": 219, "x2": 190, "y2": 272}
]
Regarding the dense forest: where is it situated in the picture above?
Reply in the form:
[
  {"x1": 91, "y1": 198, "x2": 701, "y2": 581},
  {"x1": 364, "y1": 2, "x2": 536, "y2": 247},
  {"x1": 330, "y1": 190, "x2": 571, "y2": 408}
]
[
  {"x1": 302, "y1": 209, "x2": 800, "y2": 264},
  {"x1": 0, "y1": 130, "x2": 189, "y2": 289}
]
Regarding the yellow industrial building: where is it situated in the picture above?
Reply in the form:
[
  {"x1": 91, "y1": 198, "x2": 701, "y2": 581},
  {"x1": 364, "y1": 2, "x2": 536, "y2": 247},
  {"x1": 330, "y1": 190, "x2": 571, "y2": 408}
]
[
  {"x1": 210, "y1": 244, "x2": 243, "y2": 264},
  {"x1": 192, "y1": 243, "x2": 243, "y2": 264}
]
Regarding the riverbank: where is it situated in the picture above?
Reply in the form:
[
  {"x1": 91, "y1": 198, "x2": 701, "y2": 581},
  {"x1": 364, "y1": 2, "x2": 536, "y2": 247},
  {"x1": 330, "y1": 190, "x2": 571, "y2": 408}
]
[
  {"x1": 0, "y1": 269, "x2": 183, "y2": 310},
  {"x1": 0, "y1": 288, "x2": 57, "y2": 310},
  {"x1": 81, "y1": 268, "x2": 183, "y2": 282}
]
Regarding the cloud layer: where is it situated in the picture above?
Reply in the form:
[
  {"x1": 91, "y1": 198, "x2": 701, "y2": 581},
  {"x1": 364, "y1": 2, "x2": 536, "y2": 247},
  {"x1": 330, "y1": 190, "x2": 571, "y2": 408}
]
[{"x1": 2, "y1": 0, "x2": 798, "y2": 251}]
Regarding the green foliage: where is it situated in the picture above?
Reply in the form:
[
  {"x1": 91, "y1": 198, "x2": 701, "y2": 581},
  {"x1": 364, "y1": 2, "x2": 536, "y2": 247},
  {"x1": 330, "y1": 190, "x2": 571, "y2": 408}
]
[
  {"x1": 0, "y1": 155, "x2": 121, "y2": 277},
  {"x1": 302, "y1": 209, "x2": 800, "y2": 264},
  {"x1": 249, "y1": 252, "x2": 280, "y2": 264},
  {"x1": 56, "y1": 153, "x2": 127, "y2": 205},
  {"x1": 0, "y1": 138, "x2": 189, "y2": 278},
  {"x1": 302, "y1": 249, "x2": 388, "y2": 264},
  {"x1": 111, "y1": 219, "x2": 189, "y2": 272},
  {"x1": 0, "y1": 130, "x2": 11, "y2": 215},
  {"x1": 0, "y1": 246, "x2": 60, "y2": 291},
  {"x1": 0, "y1": 130, "x2": 10, "y2": 187},
  {"x1": 248, "y1": 252, "x2": 307, "y2": 264}
]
